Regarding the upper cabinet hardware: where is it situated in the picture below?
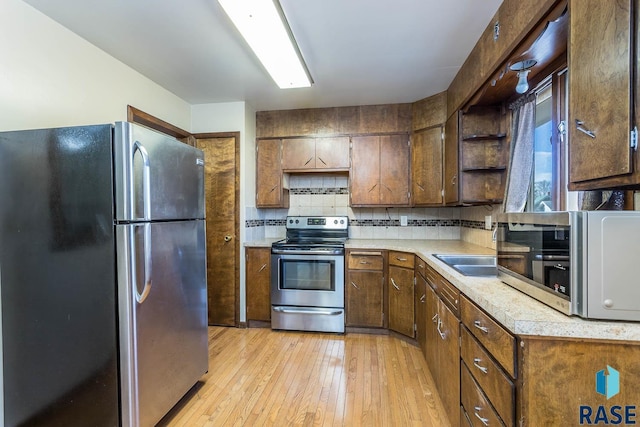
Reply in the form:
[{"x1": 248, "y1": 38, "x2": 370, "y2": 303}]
[{"x1": 575, "y1": 119, "x2": 596, "y2": 138}]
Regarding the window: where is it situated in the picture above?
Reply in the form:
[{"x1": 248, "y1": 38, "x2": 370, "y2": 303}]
[{"x1": 526, "y1": 69, "x2": 577, "y2": 212}]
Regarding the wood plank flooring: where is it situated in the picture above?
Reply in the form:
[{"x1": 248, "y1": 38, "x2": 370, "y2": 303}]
[{"x1": 158, "y1": 327, "x2": 451, "y2": 427}]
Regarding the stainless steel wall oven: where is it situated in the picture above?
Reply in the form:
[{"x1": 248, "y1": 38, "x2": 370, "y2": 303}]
[{"x1": 271, "y1": 216, "x2": 348, "y2": 333}]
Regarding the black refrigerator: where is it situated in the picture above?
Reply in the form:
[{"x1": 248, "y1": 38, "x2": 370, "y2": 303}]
[{"x1": 0, "y1": 122, "x2": 208, "y2": 426}]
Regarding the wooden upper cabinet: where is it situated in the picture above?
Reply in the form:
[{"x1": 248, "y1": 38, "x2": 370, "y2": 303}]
[
  {"x1": 282, "y1": 138, "x2": 316, "y2": 170},
  {"x1": 444, "y1": 112, "x2": 460, "y2": 205},
  {"x1": 412, "y1": 126, "x2": 443, "y2": 206},
  {"x1": 351, "y1": 134, "x2": 410, "y2": 206},
  {"x1": 256, "y1": 139, "x2": 289, "y2": 208},
  {"x1": 315, "y1": 137, "x2": 350, "y2": 169},
  {"x1": 282, "y1": 137, "x2": 350, "y2": 171},
  {"x1": 568, "y1": 0, "x2": 637, "y2": 189}
]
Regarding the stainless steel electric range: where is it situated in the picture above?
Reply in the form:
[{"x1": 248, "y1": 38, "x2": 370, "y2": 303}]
[{"x1": 270, "y1": 216, "x2": 348, "y2": 333}]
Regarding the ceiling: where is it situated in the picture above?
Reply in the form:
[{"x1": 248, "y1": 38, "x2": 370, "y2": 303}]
[{"x1": 24, "y1": 0, "x2": 503, "y2": 112}]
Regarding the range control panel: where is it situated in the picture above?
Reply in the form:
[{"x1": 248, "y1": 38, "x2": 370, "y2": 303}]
[{"x1": 286, "y1": 216, "x2": 348, "y2": 230}]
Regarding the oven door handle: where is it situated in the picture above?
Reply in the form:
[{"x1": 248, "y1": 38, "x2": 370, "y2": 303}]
[{"x1": 272, "y1": 307, "x2": 343, "y2": 316}]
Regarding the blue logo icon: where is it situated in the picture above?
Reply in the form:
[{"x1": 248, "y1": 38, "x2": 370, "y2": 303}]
[{"x1": 596, "y1": 365, "x2": 620, "y2": 400}]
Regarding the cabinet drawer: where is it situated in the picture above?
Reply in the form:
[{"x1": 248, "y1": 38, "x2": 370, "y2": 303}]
[
  {"x1": 348, "y1": 252, "x2": 384, "y2": 270},
  {"x1": 461, "y1": 327, "x2": 514, "y2": 425},
  {"x1": 461, "y1": 364, "x2": 506, "y2": 427},
  {"x1": 425, "y1": 264, "x2": 459, "y2": 315},
  {"x1": 415, "y1": 256, "x2": 427, "y2": 279},
  {"x1": 461, "y1": 295, "x2": 516, "y2": 377},
  {"x1": 389, "y1": 251, "x2": 414, "y2": 268}
]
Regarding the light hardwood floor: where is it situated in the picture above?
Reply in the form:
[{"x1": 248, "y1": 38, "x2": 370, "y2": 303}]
[{"x1": 158, "y1": 327, "x2": 451, "y2": 427}]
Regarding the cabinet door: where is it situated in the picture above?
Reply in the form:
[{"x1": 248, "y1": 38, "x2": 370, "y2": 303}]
[
  {"x1": 245, "y1": 247, "x2": 271, "y2": 322},
  {"x1": 315, "y1": 136, "x2": 350, "y2": 169},
  {"x1": 412, "y1": 127, "x2": 443, "y2": 206},
  {"x1": 350, "y1": 136, "x2": 381, "y2": 205},
  {"x1": 282, "y1": 138, "x2": 316, "y2": 170},
  {"x1": 437, "y1": 301, "x2": 461, "y2": 427},
  {"x1": 444, "y1": 112, "x2": 460, "y2": 205},
  {"x1": 425, "y1": 284, "x2": 439, "y2": 383},
  {"x1": 380, "y1": 135, "x2": 410, "y2": 205},
  {"x1": 415, "y1": 273, "x2": 427, "y2": 358},
  {"x1": 388, "y1": 266, "x2": 415, "y2": 337},
  {"x1": 346, "y1": 270, "x2": 384, "y2": 327},
  {"x1": 256, "y1": 139, "x2": 287, "y2": 208},
  {"x1": 569, "y1": 0, "x2": 633, "y2": 184}
]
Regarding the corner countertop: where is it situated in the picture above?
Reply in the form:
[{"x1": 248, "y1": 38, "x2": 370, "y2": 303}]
[{"x1": 345, "y1": 239, "x2": 640, "y2": 342}]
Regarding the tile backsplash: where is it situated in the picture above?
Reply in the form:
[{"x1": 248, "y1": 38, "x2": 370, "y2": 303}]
[{"x1": 245, "y1": 174, "x2": 497, "y2": 249}]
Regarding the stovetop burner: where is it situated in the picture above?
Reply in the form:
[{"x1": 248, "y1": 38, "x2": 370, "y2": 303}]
[{"x1": 271, "y1": 216, "x2": 349, "y2": 254}]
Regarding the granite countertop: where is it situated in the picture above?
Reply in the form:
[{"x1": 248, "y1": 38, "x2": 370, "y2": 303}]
[{"x1": 345, "y1": 239, "x2": 640, "y2": 342}]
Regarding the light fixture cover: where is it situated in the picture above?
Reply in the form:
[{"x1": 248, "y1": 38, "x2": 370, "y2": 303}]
[{"x1": 218, "y1": 0, "x2": 312, "y2": 89}]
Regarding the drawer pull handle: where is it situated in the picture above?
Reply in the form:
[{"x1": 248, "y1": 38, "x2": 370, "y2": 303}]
[
  {"x1": 395, "y1": 257, "x2": 408, "y2": 261},
  {"x1": 359, "y1": 260, "x2": 371, "y2": 264},
  {"x1": 436, "y1": 318, "x2": 446, "y2": 340},
  {"x1": 474, "y1": 320, "x2": 489, "y2": 334},
  {"x1": 391, "y1": 278, "x2": 400, "y2": 291},
  {"x1": 350, "y1": 281, "x2": 359, "y2": 289},
  {"x1": 474, "y1": 407, "x2": 490, "y2": 426},
  {"x1": 258, "y1": 264, "x2": 267, "y2": 273},
  {"x1": 473, "y1": 358, "x2": 489, "y2": 374}
]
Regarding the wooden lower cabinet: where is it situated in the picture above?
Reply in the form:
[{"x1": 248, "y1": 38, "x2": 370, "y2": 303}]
[
  {"x1": 346, "y1": 250, "x2": 385, "y2": 328},
  {"x1": 388, "y1": 265, "x2": 415, "y2": 337},
  {"x1": 245, "y1": 247, "x2": 271, "y2": 323},
  {"x1": 518, "y1": 336, "x2": 640, "y2": 426},
  {"x1": 346, "y1": 270, "x2": 384, "y2": 327},
  {"x1": 415, "y1": 272, "x2": 427, "y2": 358},
  {"x1": 424, "y1": 273, "x2": 460, "y2": 427}
]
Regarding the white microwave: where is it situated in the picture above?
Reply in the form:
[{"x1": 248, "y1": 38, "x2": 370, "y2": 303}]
[{"x1": 496, "y1": 211, "x2": 640, "y2": 322}]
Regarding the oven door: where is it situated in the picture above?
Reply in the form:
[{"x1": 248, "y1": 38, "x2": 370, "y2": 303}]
[{"x1": 270, "y1": 252, "x2": 345, "y2": 308}]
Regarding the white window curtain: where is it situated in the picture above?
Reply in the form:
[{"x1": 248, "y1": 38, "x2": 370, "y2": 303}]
[{"x1": 503, "y1": 96, "x2": 536, "y2": 212}]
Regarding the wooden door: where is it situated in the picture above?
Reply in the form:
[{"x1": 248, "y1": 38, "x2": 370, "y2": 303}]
[
  {"x1": 245, "y1": 247, "x2": 271, "y2": 322},
  {"x1": 388, "y1": 266, "x2": 415, "y2": 337},
  {"x1": 569, "y1": 0, "x2": 633, "y2": 184},
  {"x1": 350, "y1": 136, "x2": 380, "y2": 205},
  {"x1": 346, "y1": 270, "x2": 384, "y2": 327},
  {"x1": 412, "y1": 127, "x2": 443, "y2": 206},
  {"x1": 196, "y1": 135, "x2": 239, "y2": 326},
  {"x1": 379, "y1": 134, "x2": 410, "y2": 205},
  {"x1": 444, "y1": 112, "x2": 460, "y2": 205}
]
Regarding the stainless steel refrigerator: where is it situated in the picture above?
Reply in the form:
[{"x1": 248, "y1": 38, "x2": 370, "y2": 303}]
[{"x1": 0, "y1": 122, "x2": 208, "y2": 427}]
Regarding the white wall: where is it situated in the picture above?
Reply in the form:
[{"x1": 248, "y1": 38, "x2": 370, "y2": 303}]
[
  {"x1": 192, "y1": 101, "x2": 257, "y2": 323},
  {"x1": 0, "y1": 0, "x2": 191, "y2": 131}
]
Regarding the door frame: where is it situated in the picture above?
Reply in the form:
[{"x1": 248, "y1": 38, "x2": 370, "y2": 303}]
[
  {"x1": 193, "y1": 131, "x2": 241, "y2": 327},
  {"x1": 128, "y1": 106, "x2": 241, "y2": 326}
]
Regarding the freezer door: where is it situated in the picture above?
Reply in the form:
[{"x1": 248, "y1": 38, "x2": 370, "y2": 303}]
[
  {"x1": 114, "y1": 122, "x2": 205, "y2": 222},
  {"x1": 117, "y1": 220, "x2": 208, "y2": 427}
]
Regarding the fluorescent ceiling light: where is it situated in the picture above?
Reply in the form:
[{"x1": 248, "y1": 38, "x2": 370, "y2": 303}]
[{"x1": 218, "y1": 0, "x2": 313, "y2": 89}]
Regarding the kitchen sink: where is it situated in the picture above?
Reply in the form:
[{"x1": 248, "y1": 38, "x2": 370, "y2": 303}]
[{"x1": 433, "y1": 254, "x2": 497, "y2": 277}]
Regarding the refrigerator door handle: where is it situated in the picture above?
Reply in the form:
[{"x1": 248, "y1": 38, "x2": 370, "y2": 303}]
[
  {"x1": 133, "y1": 141, "x2": 152, "y2": 221},
  {"x1": 135, "y1": 223, "x2": 153, "y2": 304}
]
